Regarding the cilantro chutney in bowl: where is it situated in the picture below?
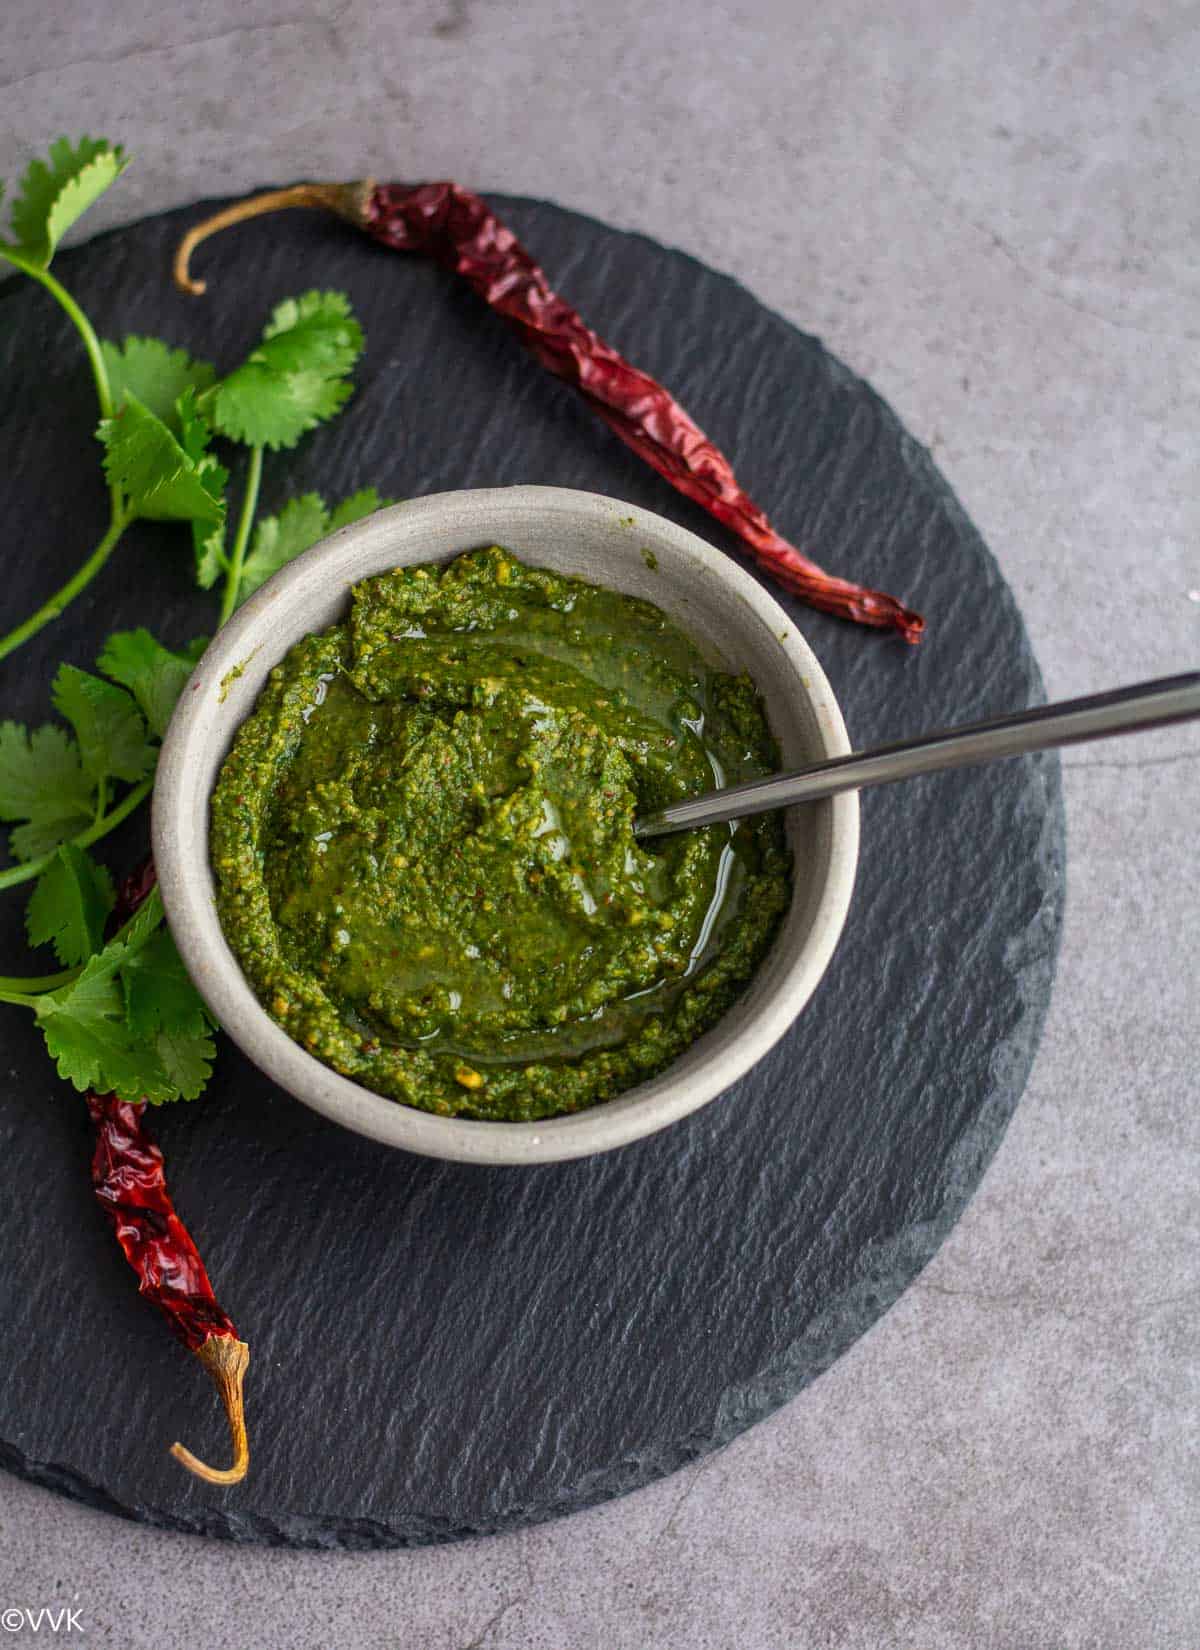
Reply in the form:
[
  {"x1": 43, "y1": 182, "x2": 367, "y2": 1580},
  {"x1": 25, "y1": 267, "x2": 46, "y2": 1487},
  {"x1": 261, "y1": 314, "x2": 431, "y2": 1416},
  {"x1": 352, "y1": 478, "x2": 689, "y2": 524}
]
[
  {"x1": 154, "y1": 489, "x2": 858, "y2": 1164},
  {"x1": 210, "y1": 546, "x2": 791, "y2": 1121}
]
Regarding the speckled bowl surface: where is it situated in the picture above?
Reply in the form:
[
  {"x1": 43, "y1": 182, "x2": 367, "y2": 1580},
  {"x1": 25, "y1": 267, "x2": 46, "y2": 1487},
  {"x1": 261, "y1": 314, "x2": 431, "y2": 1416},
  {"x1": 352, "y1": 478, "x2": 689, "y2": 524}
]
[{"x1": 153, "y1": 487, "x2": 858, "y2": 1164}]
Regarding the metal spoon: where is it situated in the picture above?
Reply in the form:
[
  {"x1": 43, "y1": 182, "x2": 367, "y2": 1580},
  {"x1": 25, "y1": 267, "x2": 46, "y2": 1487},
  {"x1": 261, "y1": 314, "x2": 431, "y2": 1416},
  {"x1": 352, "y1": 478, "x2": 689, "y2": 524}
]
[{"x1": 634, "y1": 672, "x2": 1200, "y2": 839}]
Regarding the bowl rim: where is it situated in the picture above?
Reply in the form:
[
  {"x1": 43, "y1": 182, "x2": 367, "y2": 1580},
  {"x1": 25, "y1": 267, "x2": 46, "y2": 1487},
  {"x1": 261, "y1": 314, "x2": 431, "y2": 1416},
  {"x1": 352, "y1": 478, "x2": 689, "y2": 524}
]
[{"x1": 153, "y1": 486, "x2": 859, "y2": 1165}]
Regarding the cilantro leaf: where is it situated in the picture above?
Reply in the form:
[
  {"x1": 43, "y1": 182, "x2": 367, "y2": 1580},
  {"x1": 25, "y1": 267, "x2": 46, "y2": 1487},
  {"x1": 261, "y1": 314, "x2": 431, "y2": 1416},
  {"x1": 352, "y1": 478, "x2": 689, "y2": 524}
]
[
  {"x1": 2, "y1": 137, "x2": 128, "y2": 269},
  {"x1": 193, "y1": 518, "x2": 227, "y2": 589},
  {"x1": 0, "y1": 721, "x2": 92, "y2": 823},
  {"x1": 176, "y1": 384, "x2": 209, "y2": 454},
  {"x1": 35, "y1": 950, "x2": 174, "y2": 1102},
  {"x1": 26, "y1": 843, "x2": 114, "y2": 965},
  {"x1": 35, "y1": 888, "x2": 211, "y2": 1103},
  {"x1": 260, "y1": 291, "x2": 363, "y2": 372},
  {"x1": 176, "y1": 387, "x2": 228, "y2": 586},
  {"x1": 0, "y1": 680, "x2": 152, "y2": 863},
  {"x1": 97, "y1": 629, "x2": 206, "y2": 739},
  {"x1": 206, "y1": 290, "x2": 364, "y2": 451},
  {"x1": 0, "y1": 722, "x2": 93, "y2": 862},
  {"x1": 9, "y1": 813, "x2": 92, "y2": 865},
  {"x1": 238, "y1": 487, "x2": 393, "y2": 606},
  {"x1": 98, "y1": 392, "x2": 224, "y2": 524},
  {"x1": 51, "y1": 665, "x2": 154, "y2": 786},
  {"x1": 237, "y1": 493, "x2": 327, "y2": 603},
  {"x1": 120, "y1": 927, "x2": 210, "y2": 1040},
  {"x1": 153, "y1": 1029, "x2": 216, "y2": 1102},
  {"x1": 100, "y1": 337, "x2": 215, "y2": 431},
  {"x1": 327, "y1": 488, "x2": 393, "y2": 534},
  {"x1": 119, "y1": 884, "x2": 166, "y2": 954}
]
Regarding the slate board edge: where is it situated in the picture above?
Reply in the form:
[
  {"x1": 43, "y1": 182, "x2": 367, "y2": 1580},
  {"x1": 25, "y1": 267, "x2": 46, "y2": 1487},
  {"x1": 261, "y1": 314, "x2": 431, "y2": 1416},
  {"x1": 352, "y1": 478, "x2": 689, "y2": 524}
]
[
  {"x1": 1, "y1": 760, "x2": 1065, "y2": 1550},
  {"x1": 0, "y1": 193, "x2": 1067, "y2": 1549}
]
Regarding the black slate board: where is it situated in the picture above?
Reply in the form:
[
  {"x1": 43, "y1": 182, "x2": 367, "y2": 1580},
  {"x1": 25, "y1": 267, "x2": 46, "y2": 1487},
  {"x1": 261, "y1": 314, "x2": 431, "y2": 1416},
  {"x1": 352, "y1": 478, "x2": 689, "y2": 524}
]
[{"x1": 0, "y1": 194, "x2": 1063, "y2": 1547}]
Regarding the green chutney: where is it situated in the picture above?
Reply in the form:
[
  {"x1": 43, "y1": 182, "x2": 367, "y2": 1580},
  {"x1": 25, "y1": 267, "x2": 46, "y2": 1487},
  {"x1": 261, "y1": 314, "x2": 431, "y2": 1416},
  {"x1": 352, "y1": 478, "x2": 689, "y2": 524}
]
[{"x1": 211, "y1": 547, "x2": 791, "y2": 1121}]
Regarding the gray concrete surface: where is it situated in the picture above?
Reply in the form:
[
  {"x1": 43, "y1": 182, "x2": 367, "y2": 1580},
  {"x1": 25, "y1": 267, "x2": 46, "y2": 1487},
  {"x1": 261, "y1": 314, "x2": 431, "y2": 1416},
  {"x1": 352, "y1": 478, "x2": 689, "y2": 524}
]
[{"x1": 0, "y1": 0, "x2": 1196, "y2": 1644}]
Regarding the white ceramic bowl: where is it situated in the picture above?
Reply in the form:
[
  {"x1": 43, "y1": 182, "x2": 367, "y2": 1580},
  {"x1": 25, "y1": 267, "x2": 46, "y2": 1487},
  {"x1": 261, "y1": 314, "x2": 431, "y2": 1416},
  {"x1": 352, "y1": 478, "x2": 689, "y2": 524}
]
[{"x1": 153, "y1": 487, "x2": 858, "y2": 1164}]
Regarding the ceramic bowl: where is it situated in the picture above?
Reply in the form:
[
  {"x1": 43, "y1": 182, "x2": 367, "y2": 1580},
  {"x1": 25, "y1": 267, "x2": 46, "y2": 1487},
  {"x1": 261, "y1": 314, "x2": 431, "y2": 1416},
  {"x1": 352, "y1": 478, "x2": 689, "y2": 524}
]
[{"x1": 153, "y1": 487, "x2": 859, "y2": 1164}]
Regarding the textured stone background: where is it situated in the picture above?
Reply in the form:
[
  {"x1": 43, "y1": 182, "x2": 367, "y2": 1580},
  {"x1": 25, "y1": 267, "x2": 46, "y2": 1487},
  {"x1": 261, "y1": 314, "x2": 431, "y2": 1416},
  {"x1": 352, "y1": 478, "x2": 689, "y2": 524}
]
[{"x1": 0, "y1": 1, "x2": 1196, "y2": 1645}]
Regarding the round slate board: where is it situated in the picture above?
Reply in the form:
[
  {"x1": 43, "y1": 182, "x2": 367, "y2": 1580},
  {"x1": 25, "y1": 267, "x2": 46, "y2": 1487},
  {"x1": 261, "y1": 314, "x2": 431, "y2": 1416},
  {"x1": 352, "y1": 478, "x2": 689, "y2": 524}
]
[{"x1": 0, "y1": 194, "x2": 1063, "y2": 1547}]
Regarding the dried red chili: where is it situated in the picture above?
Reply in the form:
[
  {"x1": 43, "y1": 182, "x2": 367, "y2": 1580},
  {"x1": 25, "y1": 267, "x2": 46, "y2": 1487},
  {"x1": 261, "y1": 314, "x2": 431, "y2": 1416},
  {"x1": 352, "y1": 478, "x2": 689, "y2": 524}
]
[
  {"x1": 174, "y1": 183, "x2": 924, "y2": 643},
  {"x1": 86, "y1": 859, "x2": 249, "y2": 1485}
]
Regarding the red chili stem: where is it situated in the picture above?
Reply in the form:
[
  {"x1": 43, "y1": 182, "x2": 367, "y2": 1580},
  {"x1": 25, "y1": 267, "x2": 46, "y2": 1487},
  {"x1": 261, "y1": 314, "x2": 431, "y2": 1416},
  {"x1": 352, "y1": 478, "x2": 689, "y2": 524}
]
[
  {"x1": 174, "y1": 181, "x2": 924, "y2": 643},
  {"x1": 86, "y1": 858, "x2": 249, "y2": 1485}
]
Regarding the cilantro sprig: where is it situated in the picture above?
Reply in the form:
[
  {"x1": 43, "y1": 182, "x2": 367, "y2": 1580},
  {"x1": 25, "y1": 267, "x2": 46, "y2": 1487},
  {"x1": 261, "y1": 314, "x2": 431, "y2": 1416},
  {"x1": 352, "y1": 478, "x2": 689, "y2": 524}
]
[
  {"x1": 0, "y1": 633, "x2": 194, "y2": 888},
  {"x1": 0, "y1": 879, "x2": 215, "y2": 1103},
  {"x1": 0, "y1": 135, "x2": 395, "y2": 1109},
  {"x1": 0, "y1": 138, "x2": 372, "y2": 658},
  {"x1": 204, "y1": 291, "x2": 364, "y2": 451}
]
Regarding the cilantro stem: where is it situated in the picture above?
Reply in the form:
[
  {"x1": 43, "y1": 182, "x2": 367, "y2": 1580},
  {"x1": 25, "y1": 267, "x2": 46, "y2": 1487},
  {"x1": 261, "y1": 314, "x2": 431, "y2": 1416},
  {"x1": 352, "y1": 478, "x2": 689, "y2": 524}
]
[
  {"x1": 0, "y1": 987, "x2": 41, "y2": 1008},
  {"x1": 0, "y1": 263, "x2": 131, "y2": 663},
  {"x1": 217, "y1": 445, "x2": 264, "y2": 627},
  {"x1": 0, "y1": 774, "x2": 153, "y2": 892},
  {"x1": 23, "y1": 264, "x2": 115, "y2": 422},
  {"x1": 19, "y1": 264, "x2": 125, "y2": 518},
  {"x1": 0, "y1": 967, "x2": 77, "y2": 994},
  {"x1": 0, "y1": 511, "x2": 130, "y2": 663}
]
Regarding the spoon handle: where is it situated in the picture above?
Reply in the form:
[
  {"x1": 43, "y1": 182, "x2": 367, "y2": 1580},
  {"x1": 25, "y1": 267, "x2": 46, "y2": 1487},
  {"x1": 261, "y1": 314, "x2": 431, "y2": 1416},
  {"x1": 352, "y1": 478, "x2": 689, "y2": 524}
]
[{"x1": 635, "y1": 672, "x2": 1200, "y2": 839}]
